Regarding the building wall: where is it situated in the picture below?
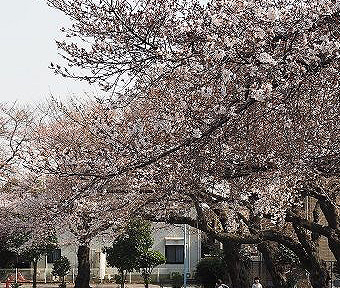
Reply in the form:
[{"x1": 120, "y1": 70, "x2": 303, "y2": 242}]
[
  {"x1": 152, "y1": 223, "x2": 201, "y2": 278},
  {"x1": 36, "y1": 222, "x2": 202, "y2": 282}
]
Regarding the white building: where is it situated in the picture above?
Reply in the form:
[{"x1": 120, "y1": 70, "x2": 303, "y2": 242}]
[{"x1": 33, "y1": 223, "x2": 202, "y2": 284}]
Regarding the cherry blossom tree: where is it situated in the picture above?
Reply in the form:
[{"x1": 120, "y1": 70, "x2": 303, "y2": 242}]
[
  {"x1": 4, "y1": 170, "x2": 157, "y2": 288},
  {"x1": 25, "y1": 127, "x2": 167, "y2": 288},
  {"x1": 37, "y1": 172, "x2": 157, "y2": 288},
  {"x1": 0, "y1": 175, "x2": 58, "y2": 288},
  {"x1": 42, "y1": 0, "x2": 339, "y2": 198},
  {"x1": 38, "y1": 0, "x2": 340, "y2": 287},
  {"x1": 0, "y1": 103, "x2": 32, "y2": 181}
]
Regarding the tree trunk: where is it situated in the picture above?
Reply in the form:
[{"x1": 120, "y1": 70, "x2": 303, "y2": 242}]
[
  {"x1": 144, "y1": 275, "x2": 149, "y2": 288},
  {"x1": 292, "y1": 224, "x2": 330, "y2": 288},
  {"x1": 308, "y1": 262, "x2": 330, "y2": 288},
  {"x1": 319, "y1": 200, "x2": 340, "y2": 263},
  {"x1": 32, "y1": 259, "x2": 38, "y2": 288},
  {"x1": 75, "y1": 245, "x2": 91, "y2": 288},
  {"x1": 120, "y1": 270, "x2": 126, "y2": 288},
  {"x1": 328, "y1": 237, "x2": 340, "y2": 264},
  {"x1": 222, "y1": 241, "x2": 251, "y2": 288},
  {"x1": 142, "y1": 270, "x2": 149, "y2": 288},
  {"x1": 263, "y1": 228, "x2": 330, "y2": 288},
  {"x1": 258, "y1": 242, "x2": 287, "y2": 288}
]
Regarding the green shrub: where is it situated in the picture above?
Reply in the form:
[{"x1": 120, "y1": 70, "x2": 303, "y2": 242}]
[
  {"x1": 195, "y1": 257, "x2": 225, "y2": 288},
  {"x1": 114, "y1": 274, "x2": 122, "y2": 284},
  {"x1": 139, "y1": 250, "x2": 166, "y2": 288},
  {"x1": 52, "y1": 256, "x2": 71, "y2": 287},
  {"x1": 171, "y1": 272, "x2": 183, "y2": 288}
]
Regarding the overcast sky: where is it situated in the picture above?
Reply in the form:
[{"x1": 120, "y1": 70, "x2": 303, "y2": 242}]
[{"x1": 0, "y1": 0, "x2": 100, "y2": 105}]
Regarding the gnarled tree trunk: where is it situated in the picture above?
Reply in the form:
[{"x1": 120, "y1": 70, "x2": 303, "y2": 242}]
[
  {"x1": 222, "y1": 241, "x2": 251, "y2": 288},
  {"x1": 308, "y1": 263, "x2": 330, "y2": 288},
  {"x1": 263, "y1": 227, "x2": 330, "y2": 288},
  {"x1": 319, "y1": 199, "x2": 340, "y2": 263},
  {"x1": 293, "y1": 222, "x2": 330, "y2": 288},
  {"x1": 258, "y1": 242, "x2": 288, "y2": 288}
]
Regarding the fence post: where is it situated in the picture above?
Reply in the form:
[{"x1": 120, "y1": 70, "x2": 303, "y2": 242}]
[
  {"x1": 44, "y1": 255, "x2": 48, "y2": 283},
  {"x1": 157, "y1": 268, "x2": 160, "y2": 283},
  {"x1": 331, "y1": 261, "x2": 333, "y2": 288},
  {"x1": 15, "y1": 268, "x2": 18, "y2": 283},
  {"x1": 72, "y1": 268, "x2": 75, "y2": 283},
  {"x1": 129, "y1": 272, "x2": 132, "y2": 283}
]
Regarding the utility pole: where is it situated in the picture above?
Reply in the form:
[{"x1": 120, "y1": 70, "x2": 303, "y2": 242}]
[{"x1": 184, "y1": 224, "x2": 188, "y2": 288}]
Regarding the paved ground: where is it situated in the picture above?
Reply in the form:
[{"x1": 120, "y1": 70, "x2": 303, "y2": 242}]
[{"x1": 2, "y1": 284, "x2": 163, "y2": 288}]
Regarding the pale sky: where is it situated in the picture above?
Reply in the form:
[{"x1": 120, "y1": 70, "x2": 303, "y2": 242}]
[{"x1": 0, "y1": 0, "x2": 101, "y2": 105}]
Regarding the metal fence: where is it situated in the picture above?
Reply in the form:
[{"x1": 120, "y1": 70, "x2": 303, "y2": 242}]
[
  {"x1": 0, "y1": 267, "x2": 188, "y2": 285},
  {"x1": 0, "y1": 268, "x2": 76, "y2": 284},
  {"x1": 326, "y1": 261, "x2": 340, "y2": 288},
  {"x1": 1, "y1": 261, "x2": 339, "y2": 287}
]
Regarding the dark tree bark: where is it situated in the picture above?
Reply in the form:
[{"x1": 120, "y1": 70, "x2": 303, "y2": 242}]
[
  {"x1": 328, "y1": 237, "x2": 340, "y2": 262},
  {"x1": 263, "y1": 227, "x2": 330, "y2": 288},
  {"x1": 318, "y1": 198, "x2": 340, "y2": 263},
  {"x1": 286, "y1": 210, "x2": 340, "y2": 265},
  {"x1": 118, "y1": 269, "x2": 128, "y2": 288},
  {"x1": 258, "y1": 242, "x2": 287, "y2": 288},
  {"x1": 297, "y1": 184, "x2": 340, "y2": 264},
  {"x1": 143, "y1": 273, "x2": 150, "y2": 288},
  {"x1": 75, "y1": 245, "x2": 91, "y2": 288},
  {"x1": 121, "y1": 270, "x2": 125, "y2": 288},
  {"x1": 32, "y1": 259, "x2": 38, "y2": 288},
  {"x1": 292, "y1": 222, "x2": 330, "y2": 288},
  {"x1": 222, "y1": 241, "x2": 251, "y2": 288},
  {"x1": 308, "y1": 264, "x2": 330, "y2": 288}
]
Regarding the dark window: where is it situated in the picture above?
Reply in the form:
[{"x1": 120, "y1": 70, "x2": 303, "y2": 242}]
[
  {"x1": 47, "y1": 249, "x2": 61, "y2": 263},
  {"x1": 16, "y1": 256, "x2": 30, "y2": 268},
  {"x1": 165, "y1": 245, "x2": 184, "y2": 264}
]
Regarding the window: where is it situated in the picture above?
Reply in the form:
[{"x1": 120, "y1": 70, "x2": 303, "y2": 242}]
[
  {"x1": 16, "y1": 257, "x2": 30, "y2": 268},
  {"x1": 165, "y1": 245, "x2": 184, "y2": 264},
  {"x1": 47, "y1": 249, "x2": 61, "y2": 263}
]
